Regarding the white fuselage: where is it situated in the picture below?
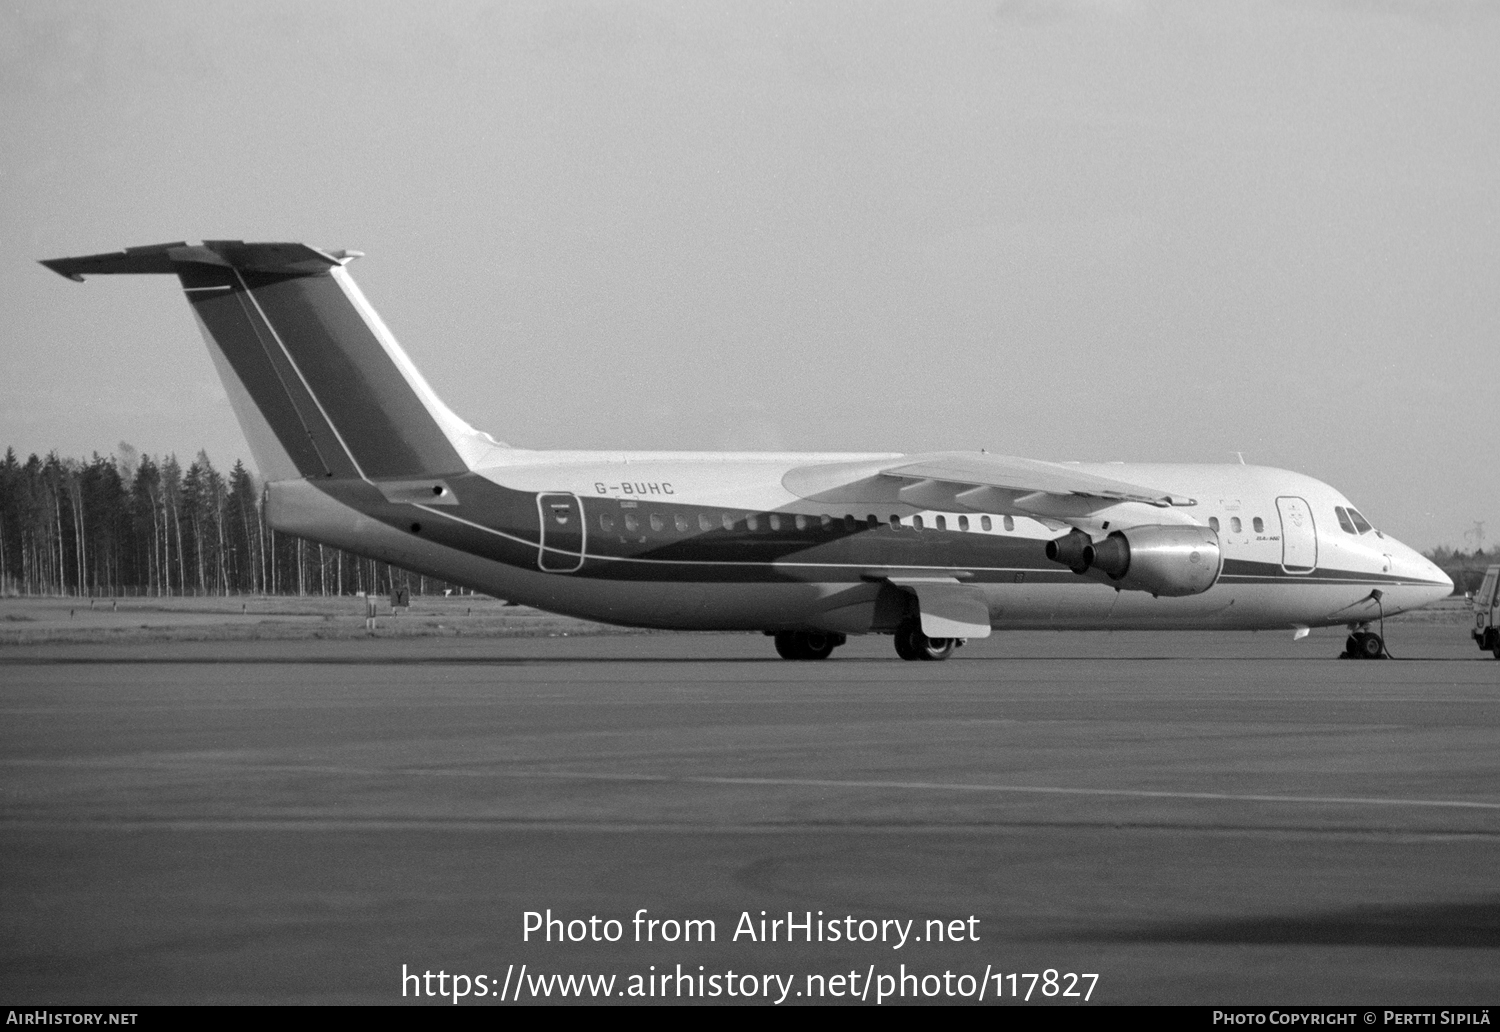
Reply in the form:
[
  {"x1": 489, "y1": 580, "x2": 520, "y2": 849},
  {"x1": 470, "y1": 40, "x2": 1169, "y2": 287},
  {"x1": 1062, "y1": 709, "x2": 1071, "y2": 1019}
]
[{"x1": 268, "y1": 452, "x2": 1451, "y2": 635}]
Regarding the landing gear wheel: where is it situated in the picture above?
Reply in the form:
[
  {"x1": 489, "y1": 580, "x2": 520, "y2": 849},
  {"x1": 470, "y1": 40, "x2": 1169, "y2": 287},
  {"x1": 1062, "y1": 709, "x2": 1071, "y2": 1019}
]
[
  {"x1": 916, "y1": 636, "x2": 957, "y2": 661},
  {"x1": 774, "y1": 630, "x2": 840, "y2": 660},
  {"x1": 798, "y1": 632, "x2": 837, "y2": 660},
  {"x1": 893, "y1": 624, "x2": 920, "y2": 661},
  {"x1": 893, "y1": 619, "x2": 956, "y2": 661},
  {"x1": 1342, "y1": 630, "x2": 1386, "y2": 660},
  {"x1": 1358, "y1": 632, "x2": 1386, "y2": 660},
  {"x1": 774, "y1": 631, "x2": 805, "y2": 660}
]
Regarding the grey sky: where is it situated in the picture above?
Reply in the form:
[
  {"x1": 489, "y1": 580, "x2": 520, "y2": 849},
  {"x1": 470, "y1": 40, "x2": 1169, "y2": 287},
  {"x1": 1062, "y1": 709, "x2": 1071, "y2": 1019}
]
[{"x1": 3, "y1": 0, "x2": 1496, "y2": 551}]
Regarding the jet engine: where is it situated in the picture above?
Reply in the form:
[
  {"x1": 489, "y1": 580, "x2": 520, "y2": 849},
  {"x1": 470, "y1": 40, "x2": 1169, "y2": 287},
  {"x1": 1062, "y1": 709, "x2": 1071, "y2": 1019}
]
[
  {"x1": 1046, "y1": 525, "x2": 1221, "y2": 597},
  {"x1": 1044, "y1": 529, "x2": 1094, "y2": 574}
]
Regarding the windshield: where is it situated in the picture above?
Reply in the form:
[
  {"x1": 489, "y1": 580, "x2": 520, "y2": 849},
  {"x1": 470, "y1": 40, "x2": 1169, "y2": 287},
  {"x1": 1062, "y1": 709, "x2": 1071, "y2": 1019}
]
[{"x1": 1480, "y1": 570, "x2": 1499, "y2": 607}]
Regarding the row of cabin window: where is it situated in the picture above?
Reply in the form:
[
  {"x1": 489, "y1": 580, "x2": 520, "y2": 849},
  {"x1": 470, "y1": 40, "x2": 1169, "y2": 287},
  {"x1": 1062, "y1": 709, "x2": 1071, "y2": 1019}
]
[
  {"x1": 598, "y1": 511, "x2": 1019, "y2": 535},
  {"x1": 1205, "y1": 508, "x2": 1375, "y2": 538},
  {"x1": 1208, "y1": 516, "x2": 1264, "y2": 535}
]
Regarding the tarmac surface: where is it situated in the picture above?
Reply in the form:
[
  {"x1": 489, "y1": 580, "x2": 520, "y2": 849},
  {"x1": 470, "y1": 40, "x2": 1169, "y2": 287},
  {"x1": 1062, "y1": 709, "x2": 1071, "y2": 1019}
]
[{"x1": 2, "y1": 622, "x2": 1497, "y2": 1005}]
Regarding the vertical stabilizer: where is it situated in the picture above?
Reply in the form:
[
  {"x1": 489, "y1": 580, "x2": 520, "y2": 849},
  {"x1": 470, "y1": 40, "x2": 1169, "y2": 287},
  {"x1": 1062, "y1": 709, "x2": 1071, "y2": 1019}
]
[{"x1": 40, "y1": 241, "x2": 500, "y2": 482}]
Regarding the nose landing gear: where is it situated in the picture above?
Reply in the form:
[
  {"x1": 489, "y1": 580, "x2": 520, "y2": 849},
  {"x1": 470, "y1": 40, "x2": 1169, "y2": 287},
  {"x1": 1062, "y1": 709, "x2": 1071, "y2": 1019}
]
[{"x1": 1341, "y1": 628, "x2": 1387, "y2": 660}]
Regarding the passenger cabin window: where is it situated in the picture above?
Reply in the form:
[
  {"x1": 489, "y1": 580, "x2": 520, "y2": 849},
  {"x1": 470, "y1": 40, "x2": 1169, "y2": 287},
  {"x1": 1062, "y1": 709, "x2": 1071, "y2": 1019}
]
[
  {"x1": 844, "y1": 514, "x2": 857, "y2": 532},
  {"x1": 624, "y1": 513, "x2": 639, "y2": 533},
  {"x1": 650, "y1": 514, "x2": 665, "y2": 532},
  {"x1": 674, "y1": 515, "x2": 689, "y2": 533},
  {"x1": 769, "y1": 514, "x2": 782, "y2": 532},
  {"x1": 889, "y1": 515, "x2": 902, "y2": 529},
  {"x1": 958, "y1": 515, "x2": 969, "y2": 532},
  {"x1": 1252, "y1": 517, "x2": 1264, "y2": 534},
  {"x1": 981, "y1": 516, "x2": 992, "y2": 532},
  {"x1": 1231, "y1": 517, "x2": 1242, "y2": 534},
  {"x1": 698, "y1": 513, "x2": 713, "y2": 532},
  {"x1": 600, "y1": 513, "x2": 616, "y2": 532},
  {"x1": 821, "y1": 514, "x2": 833, "y2": 531},
  {"x1": 1348, "y1": 508, "x2": 1373, "y2": 534},
  {"x1": 1208, "y1": 517, "x2": 1220, "y2": 533},
  {"x1": 1336, "y1": 507, "x2": 1356, "y2": 534},
  {"x1": 746, "y1": 514, "x2": 760, "y2": 532},
  {"x1": 935, "y1": 515, "x2": 946, "y2": 531},
  {"x1": 913, "y1": 515, "x2": 925, "y2": 531},
  {"x1": 721, "y1": 513, "x2": 735, "y2": 531},
  {"x1": 1003, "y1": 515, "x2": 1015, "y2": 531}
]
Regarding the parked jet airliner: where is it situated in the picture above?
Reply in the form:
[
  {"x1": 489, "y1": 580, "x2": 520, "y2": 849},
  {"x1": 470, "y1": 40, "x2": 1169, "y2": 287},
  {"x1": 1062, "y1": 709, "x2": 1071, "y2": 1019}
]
[{"x1": 42, "y1": 241, "x2": 1451, "y2": 660}]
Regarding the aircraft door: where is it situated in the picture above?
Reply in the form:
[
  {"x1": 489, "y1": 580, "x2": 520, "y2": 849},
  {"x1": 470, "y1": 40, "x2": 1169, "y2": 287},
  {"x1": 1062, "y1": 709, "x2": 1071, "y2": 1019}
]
[
  {"x1": 1276, "y1": 496, "x2": 1317, "y2": 573},
  {"x1": 537, "y1": 492, "x2": 586, "y2": 573}
]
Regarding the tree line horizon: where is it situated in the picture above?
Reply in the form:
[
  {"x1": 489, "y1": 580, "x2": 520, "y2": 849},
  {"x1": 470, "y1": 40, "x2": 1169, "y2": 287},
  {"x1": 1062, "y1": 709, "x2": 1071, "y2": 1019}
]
[
  {"x1": 1, "y1": 445, "x2": 1493, "y2": 598},
  {"x1": 0, "y1": 445, "x2": 473, "y2": 599}
]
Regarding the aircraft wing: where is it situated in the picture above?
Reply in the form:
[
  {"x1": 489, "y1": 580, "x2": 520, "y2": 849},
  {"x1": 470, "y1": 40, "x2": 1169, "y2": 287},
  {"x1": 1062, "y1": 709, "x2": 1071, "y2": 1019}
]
[
  {"x1": 784, "y1": 451, "x2": 1195, "y2": 520},
  {"x1": 882, "y1": 453, "x2": 1184, "y2": 504}
]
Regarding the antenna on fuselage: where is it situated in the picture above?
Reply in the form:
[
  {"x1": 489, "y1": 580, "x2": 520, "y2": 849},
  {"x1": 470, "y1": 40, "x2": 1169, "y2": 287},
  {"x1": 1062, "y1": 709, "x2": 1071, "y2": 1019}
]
[{"x1": 1234, "y1": 451, "x2": 1245, "y2": 465}]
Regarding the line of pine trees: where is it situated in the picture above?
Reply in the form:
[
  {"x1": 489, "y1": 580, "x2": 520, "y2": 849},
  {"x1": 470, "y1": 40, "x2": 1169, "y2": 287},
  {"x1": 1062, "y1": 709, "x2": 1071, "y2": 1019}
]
[
  {"x1": 1423, "y1": 544, "x2": 1499, "y2": 598},
  {"x1": 0, "y1": 446, "x2": 468, "y2": 598}
]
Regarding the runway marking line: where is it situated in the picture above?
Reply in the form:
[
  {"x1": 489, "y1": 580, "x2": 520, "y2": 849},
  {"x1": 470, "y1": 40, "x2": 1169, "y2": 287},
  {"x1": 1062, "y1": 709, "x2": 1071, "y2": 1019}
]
[
  {"x1": 491, "y1": 770, "x2": 1500, "y2": 812},
  {"x1": 6, "y1": 756, "x2": 1496, "y2": 812}
]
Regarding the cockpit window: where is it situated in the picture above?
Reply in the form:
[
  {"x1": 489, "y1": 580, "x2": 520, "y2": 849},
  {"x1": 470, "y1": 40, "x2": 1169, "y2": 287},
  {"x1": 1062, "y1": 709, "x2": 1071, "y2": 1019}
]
[
  {"x1": 1335, "y1": 507, "x2": 1356, "y2": 534},
  {"x1": 1347, "y1": 508, "x2": 1373, "y2": 534}
]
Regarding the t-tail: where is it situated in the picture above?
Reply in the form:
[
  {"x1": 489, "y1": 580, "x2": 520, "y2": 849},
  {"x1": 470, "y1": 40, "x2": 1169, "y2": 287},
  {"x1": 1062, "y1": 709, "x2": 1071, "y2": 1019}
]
[{"x1": 40, "y1": 241, "x2": 502, "y2": 483}]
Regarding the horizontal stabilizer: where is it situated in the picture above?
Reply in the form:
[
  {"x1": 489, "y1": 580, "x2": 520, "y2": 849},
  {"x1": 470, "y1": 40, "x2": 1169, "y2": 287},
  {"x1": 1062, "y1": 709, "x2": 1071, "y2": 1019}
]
[
  {"x1": 41, "y1": 242, "x2": 188, "y2": 280},
  {"x1": 40, "y1": 241, "x2": 360, "y2": 282}
]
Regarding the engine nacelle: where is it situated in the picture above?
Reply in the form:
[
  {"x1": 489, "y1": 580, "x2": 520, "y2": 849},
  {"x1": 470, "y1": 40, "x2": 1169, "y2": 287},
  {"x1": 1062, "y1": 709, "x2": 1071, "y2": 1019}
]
[{"x1": 1086, "y1": 524, "x2": 1222, "y2": 597}]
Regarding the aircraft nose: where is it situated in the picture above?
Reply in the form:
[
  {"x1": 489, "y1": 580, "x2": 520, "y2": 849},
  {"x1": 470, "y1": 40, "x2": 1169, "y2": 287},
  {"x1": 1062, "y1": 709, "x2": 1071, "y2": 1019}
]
[
  {"x1": 1429, "y1": 562, "x2": 1454, "y2": 600},
  {"x1": 1393, "y1": 541, "x2": 1451, "y2": 602}
]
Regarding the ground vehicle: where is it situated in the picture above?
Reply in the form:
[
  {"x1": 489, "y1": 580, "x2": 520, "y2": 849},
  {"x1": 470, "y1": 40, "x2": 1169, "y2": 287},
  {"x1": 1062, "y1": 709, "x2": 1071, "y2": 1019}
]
[{"x1": 1474, "y1": 565, "x2": 1500, "y2": 658}]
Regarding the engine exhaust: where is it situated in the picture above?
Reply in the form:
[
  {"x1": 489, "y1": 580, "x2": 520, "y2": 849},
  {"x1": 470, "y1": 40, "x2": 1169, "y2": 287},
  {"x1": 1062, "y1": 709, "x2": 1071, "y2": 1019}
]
[{"x1": 1045, "y1": 529, "x2": 1095, "y2": 575}]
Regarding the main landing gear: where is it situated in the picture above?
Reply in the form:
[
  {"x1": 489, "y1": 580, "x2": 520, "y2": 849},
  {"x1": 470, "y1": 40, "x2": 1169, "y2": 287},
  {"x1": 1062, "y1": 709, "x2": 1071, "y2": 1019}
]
[
  {"x1": 893, "y1": 618, "x2": 960, "y2": 662},
  {"x1": 773, "y1": 630, "x2": 846, "y2": 660},
  {"x1": 769, "y1": 625, "x2": 965, "y2": 661},
  {"x1": 1340, "y1": 628, "x2": 1387, "y2": 660}
]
